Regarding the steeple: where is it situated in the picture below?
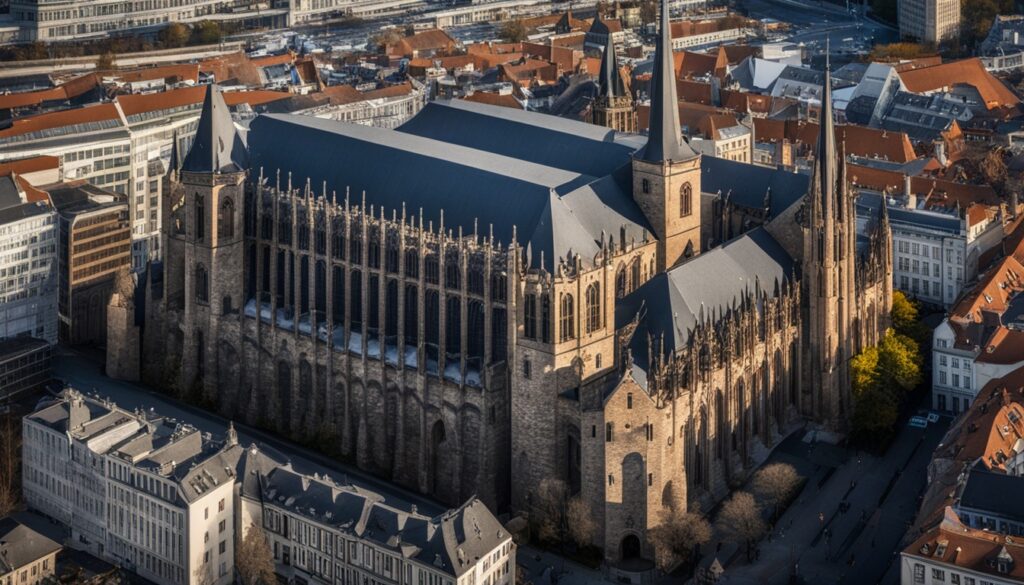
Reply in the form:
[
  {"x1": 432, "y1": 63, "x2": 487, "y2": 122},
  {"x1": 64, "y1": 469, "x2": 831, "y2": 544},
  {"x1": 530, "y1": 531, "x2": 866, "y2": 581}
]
[
  {"x1": 182, "y1": 84, "x2": 248, "y2": 175},
  {"x1": 598, "y1": 32, "x2": 625, "y2": 99},
  {"x1": 637, "y1": 0, "x2": 696, "y2": 163},
  {"x1": 812, "y1": 47, "x2": 836, "y2": 210}
]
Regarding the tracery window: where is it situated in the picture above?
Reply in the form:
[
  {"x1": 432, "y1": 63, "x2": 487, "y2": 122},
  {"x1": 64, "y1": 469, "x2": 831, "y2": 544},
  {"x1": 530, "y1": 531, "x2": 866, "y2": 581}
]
[
  {"x1": 559, "y1": 294, "x2": 575, "y2": 342},
  {"x1": 680, "y1": 183, "x2": 692, "y2": 217},
  {"x1": 585, "y1": 283, "x2": 601, "y2": 334}
]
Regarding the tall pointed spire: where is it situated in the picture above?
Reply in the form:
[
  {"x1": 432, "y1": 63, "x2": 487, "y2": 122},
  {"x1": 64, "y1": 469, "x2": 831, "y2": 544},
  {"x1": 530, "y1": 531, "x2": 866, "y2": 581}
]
[
  {"x1": 812, "y1": 45, "x2": 836, "y2": 209},
  {"x1": 638, "y1": 0, "x2": 696, "y2": 163},
  {"x1": 182, "y1": 84, "x2": 248, "y2": 174},
  {"x1": 598, "y1": 33, "x2": 625, "y2": 99}
]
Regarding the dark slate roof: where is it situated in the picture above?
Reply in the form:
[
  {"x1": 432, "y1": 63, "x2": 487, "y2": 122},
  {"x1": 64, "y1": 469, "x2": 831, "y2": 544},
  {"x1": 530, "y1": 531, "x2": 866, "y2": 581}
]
[
  {"x1": 855, "y1": 192, "x2": 961, "y2": 234},
  {"x1": 701, "y1": 156, "x2": 810, "y2": 217},
  {"x1": 182, "y1": 84, "x2": 248, "y2": 174},
  {"x1": 0, "y1": 517, "x2": 61, "y2": 572},
  {"x1": 959, "y1": 469, "x2": 1024, "y2": 522},
  {"x1": 598, "y1": 34, "x2": 625, "y2": 99},
  {"x1": 397, "y1": 99, "x2": 641, "y2": 177},
  {"x1": 248, "y1": 111, "x2": 653, "y2": 269},
  {"x1": 0, "y1": 200, "x2": 51, "y2": 227},
  {"x1": 258, "y1": 466, "x2": 508, "y2": 577},
  {"x1": 0, "y1": 176, "x2": 21, "y2": 209},
  {"x1": 615, "y1": 228, "x2": 795, "y2": 387},
  {"x1": 637, "y1": 0, "x2": 698, "y2": 164}
]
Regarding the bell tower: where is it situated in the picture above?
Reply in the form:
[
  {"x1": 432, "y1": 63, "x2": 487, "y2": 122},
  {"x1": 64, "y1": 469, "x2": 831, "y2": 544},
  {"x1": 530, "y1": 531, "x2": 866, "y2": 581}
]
[
  {"x1": 178, "y1": 84, "x2": 248, "y2": 402},
  {"x1": 591, "y1": 32, "x2": 636, "y2": 132},
  {"x1": 632, "y1": 0, "x2": 702, "y2": 272}
]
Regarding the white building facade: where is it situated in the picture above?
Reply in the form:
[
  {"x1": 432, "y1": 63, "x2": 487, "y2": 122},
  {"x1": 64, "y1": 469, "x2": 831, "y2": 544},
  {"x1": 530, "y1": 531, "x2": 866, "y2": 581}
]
[{"x1": 0, "y1": 200, "x2": 58, "y2": 344}]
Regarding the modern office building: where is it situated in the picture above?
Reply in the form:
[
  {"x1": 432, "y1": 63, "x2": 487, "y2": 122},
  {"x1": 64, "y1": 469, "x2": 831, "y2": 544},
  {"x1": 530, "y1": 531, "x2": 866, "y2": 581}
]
[{"x1": 899, "y1": 0, "x2": 960, "y2": 44}]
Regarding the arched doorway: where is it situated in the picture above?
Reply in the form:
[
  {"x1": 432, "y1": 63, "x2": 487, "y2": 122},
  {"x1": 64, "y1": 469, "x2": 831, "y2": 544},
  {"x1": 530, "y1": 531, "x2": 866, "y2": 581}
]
[{"x1": 621, "y1": 534, "x2": 642, "y2": 560}]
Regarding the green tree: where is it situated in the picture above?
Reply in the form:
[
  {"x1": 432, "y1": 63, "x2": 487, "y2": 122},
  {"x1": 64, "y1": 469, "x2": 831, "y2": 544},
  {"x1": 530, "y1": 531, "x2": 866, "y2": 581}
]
[
  {"x1": 192, "y1": 20, "x2": 223, "y2": 45},
  {"x1": 890, "y1": 291, "x2": 918, "y2": 335},
  {"x1": 159, "y1": 22, "x2": 191, "y2": 48},
  {"x1": 850, "y1": 345, "x2": 880, "y2": 397},
  {"x1": 878, "y1": 331, "x2": 923, "y2": 392},
  {"x1": 499, "y1": 19, "x2": 528, "y2": 43},
  {"x1": 960, "y1": 0, "x2": 1011, "y2": 47},
  {"x1": 852, "y1": 385, "x2": 900, "y2": 446}
]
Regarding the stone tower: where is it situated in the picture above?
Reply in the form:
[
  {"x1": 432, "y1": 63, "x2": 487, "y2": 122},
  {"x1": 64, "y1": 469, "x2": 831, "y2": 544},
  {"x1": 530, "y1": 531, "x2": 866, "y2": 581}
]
[
  {"x1": 591, "y1": 32, "x2": 636, "y2": 133},
  {"x1": 178, "y1": 84, "x2": 248, "y2": 403},
  {"x1": 801, "y1": 61, "x2": 858, "y2": 427},
  {"x1": 631, "y1": 0, "x2": 703, "y2": 271}
]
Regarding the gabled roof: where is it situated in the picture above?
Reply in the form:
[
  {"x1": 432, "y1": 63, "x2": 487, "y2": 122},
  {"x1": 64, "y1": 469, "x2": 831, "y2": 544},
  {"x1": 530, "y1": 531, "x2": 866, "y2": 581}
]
[
  {"x1": 616, "y1": 228, "x2": 794, "y2": 387},
  {"x1": 898, "y1": 58, "x2": 1020, "y2": 111},
  {"x1": 598, "y1": 33, "x2": 626, "y2": 99},
  {"x1": 247, "y1": 109, "x2": 651, "y2": 270},
  {"x1": 702, "y1": 156, "x2": 809, "y2": 216},
  {"x1": 181, "y1": 84, "x2": 248, "y2": 174}
]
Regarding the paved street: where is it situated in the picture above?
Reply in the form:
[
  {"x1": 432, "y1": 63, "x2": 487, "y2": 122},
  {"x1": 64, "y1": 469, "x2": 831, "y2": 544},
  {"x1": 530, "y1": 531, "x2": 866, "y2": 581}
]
[
  {"x1": 740, "y1": 0, "x2": 897, "y2": 49},
  {"x1": 714, "y1": 403, "x2": 949, "y2": 585}
]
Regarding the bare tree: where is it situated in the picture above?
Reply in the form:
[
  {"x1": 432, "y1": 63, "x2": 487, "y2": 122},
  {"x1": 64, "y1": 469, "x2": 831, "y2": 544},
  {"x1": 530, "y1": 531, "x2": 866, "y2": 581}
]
[
  {"x1": 751, "y1": 463, "x2": 802, "y2": 522},
  {"x1": 236, "y1": 523, "x2": 277, "y2": 585},
  {"x1": 0, "y1": 415, "x2": 22, "y2": 517},
  {"x1": 565, "y1": 496, "x2": 598, "y2": 550},
  {"x1": 648, "y1": 508, "x2": 712, "y2": 573},
  {"x1": 532, "y1": 478, "x2": 569, "y2": 544},
  {"x1": 715, "y1": 491, "x2": 766, "y2": 561}
]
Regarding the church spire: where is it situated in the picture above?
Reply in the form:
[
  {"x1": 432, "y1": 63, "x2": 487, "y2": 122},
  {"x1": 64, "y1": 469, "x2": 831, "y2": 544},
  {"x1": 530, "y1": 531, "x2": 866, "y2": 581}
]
[
  {"x1": 598, "y1": 32, "x2": 625, "y2": 99},
  {"x1": 812, "y1": 46, "x2": 836, "y2": 211},
  {"x1": 637, "y1": 0, "x2": 696, "y2": 163},
  {"x1": 182, "y1": 84, "x2": 248, "y2": 175}
]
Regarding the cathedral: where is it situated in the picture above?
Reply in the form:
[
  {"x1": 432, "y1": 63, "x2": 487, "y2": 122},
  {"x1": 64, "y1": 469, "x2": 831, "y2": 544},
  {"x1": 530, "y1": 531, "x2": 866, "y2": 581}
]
[{"x1": 136, "y1": 0, "x2": 892, "y2": 565}]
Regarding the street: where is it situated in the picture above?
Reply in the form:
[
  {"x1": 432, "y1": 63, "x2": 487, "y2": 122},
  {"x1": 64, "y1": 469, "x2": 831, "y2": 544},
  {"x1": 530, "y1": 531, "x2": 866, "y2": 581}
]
[
  {"x1": 715, "y1": 405, "x2": 949, "y2": 585},
  {"x1": 739, "y1": 0, "x2": 897, "y2": 51}
]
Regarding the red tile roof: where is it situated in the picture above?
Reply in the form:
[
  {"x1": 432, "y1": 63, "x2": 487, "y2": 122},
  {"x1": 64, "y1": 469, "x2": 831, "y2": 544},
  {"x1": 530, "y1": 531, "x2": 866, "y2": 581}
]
[
  {"x1": 117, "y1": 86, "x2": 289, "y2": 116},
  {"x1": 0, "y1": 73, "x2": 99, "y2": 110},
  {"x1": 906, "y1": 507, "x2": 1024, "y2": 582},
  {"x1": 0, "y1": 103, "x2": 121, "y2": 139},
  {"x1": 898, "y1": 58, "x2": 1021, "y2": 111}
]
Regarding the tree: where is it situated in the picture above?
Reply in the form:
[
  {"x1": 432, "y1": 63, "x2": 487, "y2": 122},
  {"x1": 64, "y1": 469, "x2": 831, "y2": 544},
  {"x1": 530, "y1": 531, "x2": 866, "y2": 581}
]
[
  {"x1": 715, "y1": 491, "x2": 766, "y2": 561},
  {"x1": 159, "y1": 22, "x2": 191, "y2": 48},
  {"x1": 95, "y1": 51, "x2": 116, "y2": 71},
  {"x1": 565, "y1": 496, "x2": 598, "y2": 550},
  {"x1": 640, "y1": 0, "x2": 658, "y2": 24},
  {"x1": 192, "y1": 21, "x2": 223, "y2": 45},
  {"x1": 960, "y1": 0, "x2": 1011, "y2": 47},
  {"x1": 868, "y1": 42, "x2": 936, "y2": 61},
  {"x1": 878, "y1": 331, "x2": 923, "y2": 392},
  {"x1": 0, "y1": 416, "x2": 21, "y2": 517},
  {"x1": 648, "y1": 509, "x2": 712, "y2": 572},
  {"x1": 532, "y1": 478, "x2": 569, "y2": 544},
  {"x1": 850, "y1": 346, "x2": 880, "y2": 397},
  {"x1": 236, "y1": 523, "x2": 277, "y2": 585},
  {"x1": 890, "y1": 291, "x2": 918, "y2": 335},
  {"x1": 751, "y1": 463, "x2": 802, "y2": 522},
  {"x1": 852, "y1": 385, "x2": 900, "y2": 447},
  {"x1": 499, "y1": 19, "x2": 528, "y2": 43}
]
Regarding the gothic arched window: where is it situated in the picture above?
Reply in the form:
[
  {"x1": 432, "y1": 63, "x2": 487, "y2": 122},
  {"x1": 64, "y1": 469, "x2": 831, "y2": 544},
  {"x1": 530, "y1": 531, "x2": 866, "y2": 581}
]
[
  {"x1": 680, "y1": 182, "x2": 693, "y2": 218},
  {"x1": 195, "y1": 264, "x2": 209, "y2": 304},
  {"x1": 524, "y1": 294, "x2": 537, "y2": 340},
  {"x1": 559, "y1": 293, "x2": 575, "y2": 342},
  {"x1": 219, "y1": 197, "x2": 234, "y2": 240},
  {"x1": 195, "y1": 193, "x2": 205, "y2": 242},
  {"x1": 585, "y1": 283, "x2": 601, "y2": 334}
]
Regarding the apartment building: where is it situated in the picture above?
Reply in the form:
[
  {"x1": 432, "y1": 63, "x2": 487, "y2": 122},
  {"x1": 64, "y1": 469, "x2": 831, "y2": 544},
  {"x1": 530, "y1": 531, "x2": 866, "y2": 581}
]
[
  {"x1": 9, "y1": 0, "x2": 264, "y2": 42},
  {"x1": 931, "y1": 251, "x2": 1024, "y2": 414},
  {"x1": 0, "y1": 173, "x2": 58, "y2": 344},
  {"x1": 0, "y1": 88, "x2": 287, "y2": 270},
  {"x1": 44, "y1": 181, "x2": 131, "y2": 345},
  {"x1": 23, "y1": 389, "x2": 514, "y2": 585},
  {"x1": 247, "y1": 466, "x2": 516, "y2": 585},
  {"x1": 0, "y1": 516, "x2": 62, "y2": 585},
  {"x1": 899, "y1": 0, "x2": 960, "y2": 44}
]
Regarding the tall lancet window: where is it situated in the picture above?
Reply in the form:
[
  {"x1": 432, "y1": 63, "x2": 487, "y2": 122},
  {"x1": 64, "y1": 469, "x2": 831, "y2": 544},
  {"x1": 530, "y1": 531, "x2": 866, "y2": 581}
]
[
  {"x1": 680, "y1": 183, "x2": 693, "y2": 217},
  {"x1": 195, "y1": 194, "x2": 205, "y2": 242},
  {"x1": 585, "y1": 283, "x2": 601, "y2": 334},
  {"x1": 559, "y1": 293, "x2": 575, "y2": 342}
]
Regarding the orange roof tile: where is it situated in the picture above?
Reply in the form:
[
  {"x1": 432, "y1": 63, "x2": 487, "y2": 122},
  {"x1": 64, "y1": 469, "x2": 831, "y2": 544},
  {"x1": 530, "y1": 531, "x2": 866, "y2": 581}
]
[
  {"x1": 250, "y1": 53, "x2": 295, "y2": 68},
  {"x1": 906, "y1": 507, "x2": 1024, "y2": 582},
  {"x1": 0, "y1": 156, "x2": 59, "y2": 177},
  {"x1": 899, "y1": 58, "x2": 1020, "y2": 111},
  {"x1": 109, "y1": 62, "x2": 200, "y2": 84},
  {"x1": 0, "y1": 103, "x2": 121, "y2": 140},
  {"x1": 461, "y1": 92, "x2": 523, "y2": 110},
  {"x1": 117, "y1": 86, "x2": 289, "y2": 116},
  {"x1": 0, "y1": 73, "x2": 99, "y2": 110},
  {"x1": 754, "y1": 120, "x2": 918, "y2": 162},
  {"x1": 677, "y1": 79, "x2": 713, "y2": 105}
]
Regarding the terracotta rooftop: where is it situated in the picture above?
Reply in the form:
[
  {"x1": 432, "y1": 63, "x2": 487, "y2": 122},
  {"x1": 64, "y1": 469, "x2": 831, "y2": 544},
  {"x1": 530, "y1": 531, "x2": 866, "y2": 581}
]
[
  {"x1": 117, "y1": 86, "x2": 289, "y2": 116},
  {"x1": 106, "y1": 62, "x2": 200, "y2": 84},
  {"x1": 673, "y1": 48, "x2": 727, "y2": 79},
  {"x1": 753, "y1": 119, "x2": 918, "y2": 162},
  {"x1": 392, "y1": 29, "x2": 457, "y2": 56},
  {"x1": 0, "y1": 102, "x2": 121, "y2": 140},
  {"x1": 461, "y1": 91, "x2": 523, "y2": 110},
  {"x1": 905, "y1": 507, "x2": 1024, "y2": 582},
  {"x1": 250, "y1": 53, "x2": 294, "y2": 68},
  {"x1": 0, "y1": 156, "x2": 59, "y2": 177},
  {"x1": 0, "y1": 73, "x2": 99, "y2": 111},
  {"x1": 848, "y1": 163, "x2": 999, "y2": 208},
  {"x1": 898, "y1": 58, "x2": 1021, "y2": 111},
  {"x1": 677, "y1": 79, "x2": 713, "y2": 105}
]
